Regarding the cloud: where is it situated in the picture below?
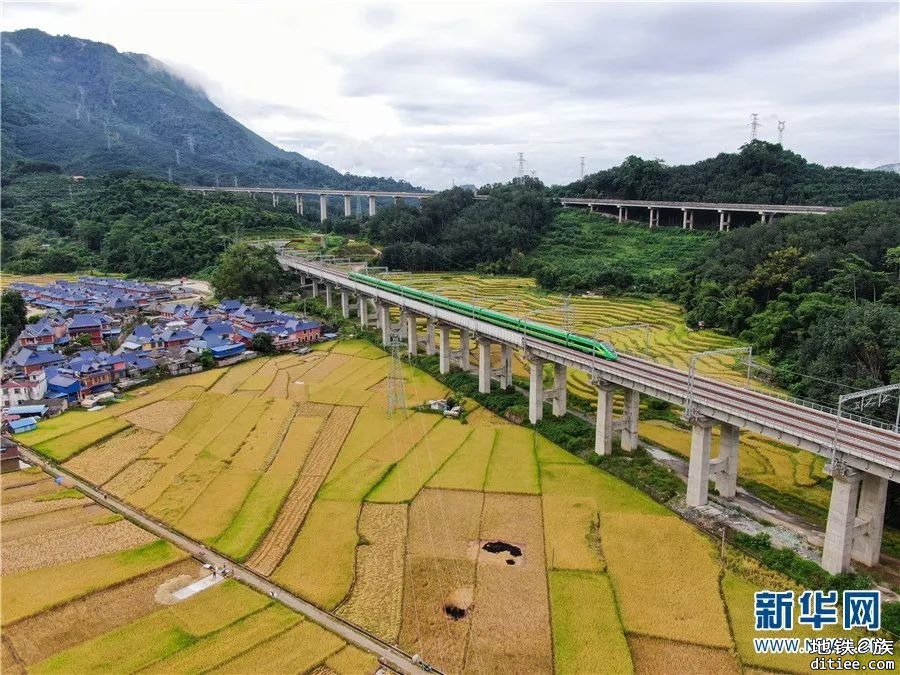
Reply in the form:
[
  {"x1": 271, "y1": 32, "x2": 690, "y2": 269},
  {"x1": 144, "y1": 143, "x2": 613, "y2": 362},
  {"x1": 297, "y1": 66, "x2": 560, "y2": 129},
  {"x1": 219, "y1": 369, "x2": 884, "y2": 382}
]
[{"x1": 2, "y1": 0, "x2": 897, "y2": 187}]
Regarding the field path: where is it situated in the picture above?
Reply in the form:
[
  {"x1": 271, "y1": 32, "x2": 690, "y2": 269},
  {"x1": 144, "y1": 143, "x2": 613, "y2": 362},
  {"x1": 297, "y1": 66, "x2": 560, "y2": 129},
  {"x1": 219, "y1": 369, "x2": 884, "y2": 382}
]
[
  {"x1": 247, "y1": 406, "x2": 359, "y2": 576},
  {"x1": 15, "y1": 445, "x2": 433, "y2": 675}
]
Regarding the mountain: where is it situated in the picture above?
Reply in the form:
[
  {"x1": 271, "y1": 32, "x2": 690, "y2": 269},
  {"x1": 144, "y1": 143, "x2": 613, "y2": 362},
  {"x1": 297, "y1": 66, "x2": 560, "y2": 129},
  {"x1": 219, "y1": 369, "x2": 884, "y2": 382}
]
[
  {"x1": 0, "y1": 29, "x2": 417, "y2": 191},
  {"x1": 558, "y1": 142, "x2": 900, "y2": 206},
  {"x1": 874, "y1": 163, "x2": 900, "y2": 174}
]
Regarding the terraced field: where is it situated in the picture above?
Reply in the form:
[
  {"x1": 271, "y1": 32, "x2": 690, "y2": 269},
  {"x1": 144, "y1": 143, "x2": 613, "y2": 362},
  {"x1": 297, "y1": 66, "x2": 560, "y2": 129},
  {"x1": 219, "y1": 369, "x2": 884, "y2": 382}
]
[{"x1": 14, "y1": 339, "x2": 890, "y2": 673}]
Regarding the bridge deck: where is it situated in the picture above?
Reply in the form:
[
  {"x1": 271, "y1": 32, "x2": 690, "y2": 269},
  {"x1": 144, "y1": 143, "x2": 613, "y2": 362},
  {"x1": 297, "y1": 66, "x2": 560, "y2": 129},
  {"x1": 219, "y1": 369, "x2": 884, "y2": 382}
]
[{"x1": 558, "y1": 197, "x2": 839, "y2": 214}]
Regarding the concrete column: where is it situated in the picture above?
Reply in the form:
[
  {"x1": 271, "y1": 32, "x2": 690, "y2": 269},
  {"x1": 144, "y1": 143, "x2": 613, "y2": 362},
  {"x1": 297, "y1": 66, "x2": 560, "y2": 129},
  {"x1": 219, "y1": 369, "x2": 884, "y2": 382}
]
[
  {"x1": 439, "y1": 325, "x2": 451, "y2": 374},
  {"x1": 822, "y1": 471, "x2": 863, "y2": 574},
  {"x1": 340, "y1": 289, "x2": 350, "y2": 319},
  {"x1": 272, "y1": 192, "x2": 277, "y2": 207},
  {"x1": 624, "y1": 207, "x2": 629, "y2": 221},
  {"x1": 458, "y1": 330, "x2": 470, "y2": 371},
  {"x1": 344, "y1": 195, "x2": 352, "y2": 217},
  {"x1": 718, "y1": 210, "x2": 726, "y2": 231},
  {"x1": 425, "y1": 319, "x2": 436, "y2": 356},
  {"x1": 319, "y1": 194, "x2": 328, "y2": 222},
  {"x1": 295, "y1": 193, "x2": 301, "y2": 214},
  {"x1": 648, "y1": 207, "x2": 659, "y2": 228},
  {"x1": 311, "y1": 279, "x2": 320, "y2": 297},
  {"x1": 594, "y1": 384, "x2": 615, "y2": 456},
  {"x1": 682, "y1": 209, "x2": 693, "y2": 230},
  {"x1": 393, "y1": 195, "x2": 401, "y2": 206},
  {"x1": 358, "y1": 296, "x2": 369, "y2": 327},
  {"x1": 368, "y1": 195, "x2": 377, "y2": 217},
  {"x1": 617, "y1": 205, "x2": 624, "y2": 223},
  {"x1": 499, "y1": 344, "x2": 513, "y2": 389},
  {"x1": 552, "y1": 362, "x2": 567, "y2": 417},
  {"x1": 405, "y1": 313, "x2": 418, "y2": 356},
  {"x1": 378, "y1": 304, "x2": 391, "y2": 346},
  {"x1": 620, "y1": 388, "x2": 640, "y2": 452},
  {"x1": 325, "y1": 284, "x2": 334, "y2": 309},
  {"x1": 713, "y1": 422, "x2": 740, "y2": 498},
  {"x1": 528, "y1": 358, "x2": 545, "y2": 424},
  {"x1": 759, "y1": 211, "x2": 768, "y2": 224},
  {"x1": 686, "y1": 418, "x2": 713, "y2": 507},
  {"x1": 478, "y1": 340, "x2": 492, "y2": 394},
  {"x1": 851, "y1": 473, "x2": 888, "y2": 567}
]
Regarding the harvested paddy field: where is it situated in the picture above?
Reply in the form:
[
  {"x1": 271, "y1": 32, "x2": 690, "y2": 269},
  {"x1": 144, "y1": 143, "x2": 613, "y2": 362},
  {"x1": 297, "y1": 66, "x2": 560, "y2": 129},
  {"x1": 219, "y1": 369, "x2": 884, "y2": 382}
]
[
  {"x1": 14, "y1": 337, "x2": 891, "y2": 674},
  {"x1": 0, "y1": 467, "x2": 374, "y2": 672}
]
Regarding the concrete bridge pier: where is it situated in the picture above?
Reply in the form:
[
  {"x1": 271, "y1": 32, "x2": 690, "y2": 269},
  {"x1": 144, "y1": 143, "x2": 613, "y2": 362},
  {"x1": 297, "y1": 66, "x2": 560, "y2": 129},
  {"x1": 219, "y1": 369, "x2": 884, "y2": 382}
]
[
  {"x1": 682, "y1": 209, "x2": 694, "y2": 230},
  {"x1": 711, "y1": 422, "x2": 740, "y2": 498},
  {"x1": 718, "y1": 210, "x2": 731, "y2": 231},
  {"x1": 377, "y1": 303, "x2": 391, "y2": 346},
  {"x1": 551, "y1": 363, "x2": 567, "y2": 417},
  {"x1": 311, "y1": 279, "x2": 320, "y2": 298},
  {"x1": 344, "y1": 195, "x2": 352, "y2": 217},
  {"x1": 458, "y1": 330, "x2": 471, "y2": 371},
  {"x1": 759, "y1": 211, "x2": 770, "y2": 224},
  {"x1": 358, "y1": 296, "x2": 370, "y2": 327},
  {"x1": 528, "y1": 357, "x2": 546, "y2": 424},
  {"x1": 393, "y1": 196, "x2": 401, "y2": 206},
  {"x1": 295, "y1": 194, "x2": 303, "y2": 215},
  {"x1": 686, "y1": 417, "x2": 714, "y2": 507},
  {"x1": 821, "y1": 469, "x2": 887, "y2": 573},
  {"x1": 368, "y1": 195, "x2": 377, "y2": 217},
  {"x1": 620, "y1": 388, "x2": 640, "y2": 452},
  {"x1": 617, "y1": 205, "x2": 624, "y2": 223},
  {"x1": 405, "y1": 313, "x2": 418, "y2": 356},
  {"x1": 478, "y1": 339, "x2": 492, "y2": 394},
  {"x1": 325, "y1": 284, "x2": 334, "y2": 309},
  {"x1": 319, "y1": 194, "x2": 328, "y2": 222},
  {"x1": 272, "y1": 192, "x2": 277, "y2": 207},
  {"x1": 498, "y1": 344, "x2": 513, "y2": 389},
  {"x1": 649, "y1": 207, "x2": 660, "y2": 228},
  {"x1": 594, "y1": 382, "x2": 617, "y2": 455},
  {"x1": 439, "y1": 325, "x2": 451, "y2": 374},
  {"x1": 340, "y1": 289, "x2": 351, "y2": 319},
  {"x1": 425, "y1": 319, "x2": 436, "y2": 356}
]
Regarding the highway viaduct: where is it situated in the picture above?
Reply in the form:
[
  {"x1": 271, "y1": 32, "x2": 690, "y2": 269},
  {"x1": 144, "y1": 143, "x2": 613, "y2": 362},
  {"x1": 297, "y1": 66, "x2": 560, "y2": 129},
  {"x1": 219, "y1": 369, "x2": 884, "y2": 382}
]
[
  {"x1": 185, "y1": 185, "x2": 839, "y2": 231},
  {"x1": 277, "y1": 252, "x2": 898, "y2": 575}
]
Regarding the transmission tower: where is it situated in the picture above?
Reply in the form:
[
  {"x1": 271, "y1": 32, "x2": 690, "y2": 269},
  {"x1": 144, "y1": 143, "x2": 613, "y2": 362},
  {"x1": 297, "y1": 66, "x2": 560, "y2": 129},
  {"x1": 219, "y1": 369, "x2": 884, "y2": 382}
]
[
  {"x1": 215, "y1": 174, "x2": 220, "y2": 188},
  {"x1": 517, "y1": 152, "x2": 525, "y2": 178},
  {"x1": 386, "y1": 334, "x2": 407, "y2": 417},
  {"x1": 579, "y1": 156, "x2": 585, "y2": 179},
  {"x1": 167, "y1": 167, "x2": 173, "y2": 182},
  {"x1": 749, "y1": 113, "x2": 761, "y2": 140},
  {"x1": 777, "y1": 120, "x2": 786, "y2": 145},
  {"x1": 561, "y1": 295, "x2": 574, "y2": 332},
  {"x1": 233, "y1": 176, "x2": 238, "y2": 188}
]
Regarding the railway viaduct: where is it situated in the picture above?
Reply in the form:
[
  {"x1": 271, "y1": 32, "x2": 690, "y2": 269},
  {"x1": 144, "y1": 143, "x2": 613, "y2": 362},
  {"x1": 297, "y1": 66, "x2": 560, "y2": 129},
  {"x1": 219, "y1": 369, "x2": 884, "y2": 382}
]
[
  {"x1": 185, "y1": 186, "x2": 838, "y2": 231},
  {"x1": 277, "y1": 252, "x2": 898, "y2": 576}
]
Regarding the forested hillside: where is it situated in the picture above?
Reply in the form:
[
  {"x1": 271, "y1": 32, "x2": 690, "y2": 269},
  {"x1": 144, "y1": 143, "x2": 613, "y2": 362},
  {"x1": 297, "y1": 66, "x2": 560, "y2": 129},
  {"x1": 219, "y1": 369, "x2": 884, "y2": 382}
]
[
  {"x1": 0, "y1": 29, "x2": 417, "y2": 191},
  {"x1": 560, "y1": 142, "x2": 900, "y2": 206},
  {"x1": 0, "y1": 172, "x2": 304, "y2": 277}
]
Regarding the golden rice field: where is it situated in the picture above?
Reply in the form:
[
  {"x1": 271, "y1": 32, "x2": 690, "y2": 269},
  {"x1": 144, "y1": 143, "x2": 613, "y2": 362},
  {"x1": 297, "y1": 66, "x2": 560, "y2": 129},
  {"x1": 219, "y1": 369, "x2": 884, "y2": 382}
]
[
  {"x1": 0, "y1": 468, "x2": 374, "y2": 674},
  {"x1": 13, "y1": 338, "x2": 892, "y2": 674}
]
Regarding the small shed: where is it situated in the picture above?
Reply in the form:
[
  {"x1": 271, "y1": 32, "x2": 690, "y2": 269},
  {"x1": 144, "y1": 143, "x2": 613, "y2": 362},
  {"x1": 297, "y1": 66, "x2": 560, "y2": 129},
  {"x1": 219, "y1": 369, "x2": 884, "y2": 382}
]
[
  {"x1": 6, "y1": 404, "x2": 49, "y2": 418},
  {"x1": 9, "y1": 417, "x2": 38, "y2": 434}
]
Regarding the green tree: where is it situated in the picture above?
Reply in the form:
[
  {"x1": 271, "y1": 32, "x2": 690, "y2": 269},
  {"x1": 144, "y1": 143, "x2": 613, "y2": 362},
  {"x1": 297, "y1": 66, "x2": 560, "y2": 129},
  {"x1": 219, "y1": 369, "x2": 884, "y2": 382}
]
[
  {"x1": 1, "y1": 290, "x2": 27, "y2": 354},
  {"x1": 198, "y1": 349, "x2": 216, "y2": 369},
  {"x1": 210, "y1": 243, "x2": 285, "y2": 303},
  {"x1": 251, "y1": 332, "x2": 277, "y2": 354}
]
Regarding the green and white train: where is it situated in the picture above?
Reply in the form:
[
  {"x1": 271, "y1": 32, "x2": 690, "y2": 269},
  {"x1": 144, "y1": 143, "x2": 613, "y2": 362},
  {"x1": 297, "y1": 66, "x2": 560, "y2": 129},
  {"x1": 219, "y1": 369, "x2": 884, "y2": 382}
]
[{"x1": 348, "y1": 272, "x2": 618, "y2": 361}]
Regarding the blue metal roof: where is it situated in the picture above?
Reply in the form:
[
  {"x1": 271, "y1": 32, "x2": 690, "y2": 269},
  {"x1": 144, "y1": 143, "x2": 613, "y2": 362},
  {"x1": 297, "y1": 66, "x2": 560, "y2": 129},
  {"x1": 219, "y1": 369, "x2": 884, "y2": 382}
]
[
  {"x1": 6, "y1": 405, "x2": 48, "y2": 416},
  {"x1": 9, "y1": 418, "x2": 38, "y2": 431}
]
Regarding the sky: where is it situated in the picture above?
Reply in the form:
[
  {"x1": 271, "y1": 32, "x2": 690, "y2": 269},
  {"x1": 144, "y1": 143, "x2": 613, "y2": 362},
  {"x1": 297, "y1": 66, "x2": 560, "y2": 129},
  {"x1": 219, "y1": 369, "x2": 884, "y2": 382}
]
[{"x1": 3, "y1": 0, "x2": 899, "y2": 189}]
